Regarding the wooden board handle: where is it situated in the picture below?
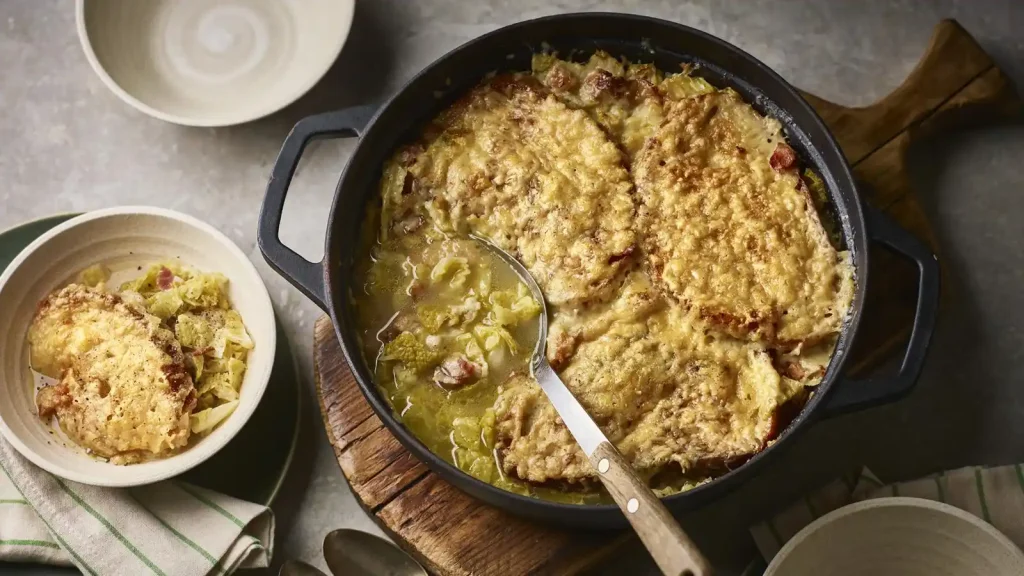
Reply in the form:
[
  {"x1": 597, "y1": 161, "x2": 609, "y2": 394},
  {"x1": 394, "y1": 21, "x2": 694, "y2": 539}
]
[
  {"x1": 801, "y1": 19, "x2": 1018, "y2": 164},
  {"x1": 591, "y1": 442, "x2": 712, "y2": 576}
]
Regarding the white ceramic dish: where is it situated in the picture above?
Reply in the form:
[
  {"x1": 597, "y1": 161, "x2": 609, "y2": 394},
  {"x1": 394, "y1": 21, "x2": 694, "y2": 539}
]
[
  {"x1": 766, "y1": 497, "x2": 1024, "y2": 576},
  {"x1": 75, "y1": 0, "x2": 355, "y2": 127},
  {"x1": 0, "y1": 207, "x2": 276, "y2": 487}
]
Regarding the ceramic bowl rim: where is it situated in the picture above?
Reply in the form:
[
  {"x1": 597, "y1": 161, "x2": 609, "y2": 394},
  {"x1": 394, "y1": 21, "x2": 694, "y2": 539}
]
[
  {"x1": 0, "y1": 206, "x2": 277, "y2": 487},
  {"x1": 766, "y1": 496, "x2": 1024, "y2": 575},
  {"x1": 74, "y1": 0, "x2": 355, "y2": 127}
]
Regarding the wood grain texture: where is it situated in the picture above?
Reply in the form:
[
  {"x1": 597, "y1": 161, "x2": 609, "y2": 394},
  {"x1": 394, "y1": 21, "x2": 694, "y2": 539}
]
[
  {"x1": 590, "y1": 442, "x2": 711, "y2": 576},
  {"x1": 799, "y1": 19, "x2": 995, "y2": 165},
  {"x1": 312, "y1": 20, "x2": 1020, "y2": 576}
]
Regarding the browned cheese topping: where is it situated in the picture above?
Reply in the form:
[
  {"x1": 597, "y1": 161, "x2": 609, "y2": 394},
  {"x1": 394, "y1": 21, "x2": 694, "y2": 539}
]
[
  {"x1": 380, "y1": 75, "x2": 637, "y2": 306},
  {"x1": 372, "y1": 52, "x2": 855, "y2": 489},
  {"x1": 30, "y1": 285, "x2": 196, "y2": 464},
  {"x1": 634, "y1": 91, "x2": 854, "y2": 345}
]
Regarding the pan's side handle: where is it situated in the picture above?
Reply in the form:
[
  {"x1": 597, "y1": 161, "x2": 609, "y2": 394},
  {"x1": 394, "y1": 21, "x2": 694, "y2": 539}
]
[
  {"x1": 824, "y1": 205, "x2": 941, "y2": 416},
  {"x1": 257, "y1": 105, "x2": 377, "y2": 311}
]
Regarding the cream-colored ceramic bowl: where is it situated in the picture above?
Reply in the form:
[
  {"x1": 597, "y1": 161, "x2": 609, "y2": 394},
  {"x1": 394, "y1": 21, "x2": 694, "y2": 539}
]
[
  {"x1": 766, "y1": 497, "x2": 1024, "y2": 576},
  {"x1": 76, "y1": 0, "x2": 355, "y2": 126},
  {"x1": 0, "y1": 207, "x2": 276, "y2": 486}
]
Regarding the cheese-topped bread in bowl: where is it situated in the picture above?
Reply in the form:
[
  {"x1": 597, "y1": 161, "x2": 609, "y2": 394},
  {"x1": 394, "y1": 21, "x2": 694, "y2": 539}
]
[{"x1": 0, "y1": 207, "x2": 275, "y2": 487}]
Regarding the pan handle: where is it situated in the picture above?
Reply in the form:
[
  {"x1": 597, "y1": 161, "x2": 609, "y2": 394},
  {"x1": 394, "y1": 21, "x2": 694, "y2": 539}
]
[
  {"x1": 257, "y1": 105, "x2": 377, "y2": 311},
  {"x1": 824, "y1": 205, "x2": 941, "y2": 416}
]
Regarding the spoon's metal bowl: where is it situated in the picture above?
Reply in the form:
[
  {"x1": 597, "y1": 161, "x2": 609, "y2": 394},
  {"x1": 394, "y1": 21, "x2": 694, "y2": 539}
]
[
  {"x1": 324, "y1": 529, "x2": 426, "y2": 576},
  {"x1": 469, "y1": 233, "x2": 549, "y2": 372},
  {"x1": 279, "y1": 559, "x2": 329, "y2": 576}
]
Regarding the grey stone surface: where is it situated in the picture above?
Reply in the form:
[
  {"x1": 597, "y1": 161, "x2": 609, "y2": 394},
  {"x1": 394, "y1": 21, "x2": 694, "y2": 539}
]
[{"x1": 1, "y1": 1, "x2": 1023, "y2": 575}]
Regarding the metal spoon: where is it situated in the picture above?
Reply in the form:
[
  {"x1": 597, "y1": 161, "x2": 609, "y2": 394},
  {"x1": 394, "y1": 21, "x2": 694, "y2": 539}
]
[
  {"x1": 279, "y1": 559, "x2": 329, "y2": 576},
  {"x1": 323, "y1": 529, "x2": 426, "y2": 576},
  {"x1": 472, "y1": 234, "x2": 713, "y2": 576}
]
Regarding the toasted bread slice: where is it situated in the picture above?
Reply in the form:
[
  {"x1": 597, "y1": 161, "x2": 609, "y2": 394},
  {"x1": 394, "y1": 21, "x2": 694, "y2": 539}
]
[
  {"x1": 493, "y1": 289, "x2": 801, "y2": 485},
  {"x1": 633, "y1": 91, "x2": 854, "y2": 345},
  {"x1": 380, "y1": 74, "x2": 637, "y2": 306},
  {"x1": 30, "y1": 285, "x2": 196, "y2": 464}
]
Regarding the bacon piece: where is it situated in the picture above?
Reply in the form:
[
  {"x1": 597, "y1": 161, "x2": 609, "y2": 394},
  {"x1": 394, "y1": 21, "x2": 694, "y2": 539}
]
[
  {"x1": 545, "y1": 63, "x2": 578, "y2": 92},
  {"x1": 156, "y1": 266, "x2": 174, "y2": 290},
  {"x1": 581, "y1": 69, "x2": 632, "y2": 102},
  {"x1": 547, "y1": 331, "x2": 580, "y2": 371},
  {"x1": 433, "y1": 355, "x2": 478, "y2": 387},
  {"x1": 769, "y1": 143, "x2": 798, "y2": 172}
]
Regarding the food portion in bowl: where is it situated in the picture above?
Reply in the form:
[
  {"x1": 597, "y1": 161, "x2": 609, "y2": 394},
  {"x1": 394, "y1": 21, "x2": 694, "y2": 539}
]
[
  {"x1": 354, "y1": 51, "x2": 854, "y2": 502},
  {"x1": 29, "y1": 262, "x2": 253, "y2": 465}
]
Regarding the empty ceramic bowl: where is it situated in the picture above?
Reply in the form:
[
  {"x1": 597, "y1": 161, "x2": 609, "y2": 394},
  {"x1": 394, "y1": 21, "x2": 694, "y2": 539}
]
[
  {"x1": 75, "y1": 0, "x2": 355, "y2": 126},
  {"x1": 0, "y1": 207, "x2": 276, "y2": 486},
  {"x1": 766, "y1": 497, "x2": 1024, "y2": 576}
]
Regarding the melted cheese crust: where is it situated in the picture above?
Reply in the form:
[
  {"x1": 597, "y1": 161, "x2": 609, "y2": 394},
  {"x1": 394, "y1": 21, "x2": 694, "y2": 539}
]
[
  {"x1": 30, "y1": 285, "x2": 195, "y2": 464},
  {"x1": 495, "y1": 273, "x2": 805, "y2": 483},
  {"x1": 378, "y1": 54, "x2": 855, "y2": 487},
  {"x1": 634, "y1": 91, "x2": 853, "y2": 344},
  {"x1": 385, "y1": 76, "x2": 636, "y2": 306}
]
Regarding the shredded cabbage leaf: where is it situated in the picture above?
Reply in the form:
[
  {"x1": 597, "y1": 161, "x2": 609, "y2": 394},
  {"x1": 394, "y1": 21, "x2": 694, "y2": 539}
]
[
  {"x1": 190, "y1": 400, "x2": 239, "y2": 435},
  {"x1": 488, "y1": 284, "x2": 541, "y2": 326},
  {"x1": 450, "y1": 411, "x2": 502, "y2": 483},
  {"x1": 660, "y1": 74, "x2": 715, "y2": 99},
  {"x1": 175, "y1": 313, "x2": 215, "y2": 350},
  {"x1": 192, "y1": 354, "x2": 205, "y2": 382},
  {"x1": 454, "y1": 333, "x2": 489, "y2": 378},
  {"x1": 473, "y1": 325, "x2": 518, "y2": 354},
  {"x1": 393, "y1": 365, "x2": 419, "y2": 387},
  {"x1": 416, "y1": 296, "x2": 482, "y2": 332},
  {"x1": 118, "y1": 262, "x2": 252, "y2": 438},
  {"x1": 209, "y1": 310, "x2": 254, "y2": 358},
  {"x1": 382, "y1": 332, "x2": 441, "y2": 373},
  {"x1": 416, "y1": 304, "x2": 452, "y2": 333},
  {"x1": 178, "y1": 274, "x2": 229, "y2": 309},
  {"x1": 430, "y1": 257, "x2": 470, "y2": 288},
  {"x1": 146, "y1": 290, "x2": 184, "y2": 320},
  {"x1": 451, "y1": 416, "x2": 483, "y2": 451},
  {"x1": 121, "y1": 262, "x2": 229, "y2": 310},
  {"x1": 371, "y1": 240, "x2": 539, "y2": 390},
  {"x1": 198, "y1": 373, "x2": 239, "y2": 403}
]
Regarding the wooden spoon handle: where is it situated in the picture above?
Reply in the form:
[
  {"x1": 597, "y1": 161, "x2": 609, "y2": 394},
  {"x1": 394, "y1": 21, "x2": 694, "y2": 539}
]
[{"x1": 590, "y1": 441, "x2": 712, "y2": 576}]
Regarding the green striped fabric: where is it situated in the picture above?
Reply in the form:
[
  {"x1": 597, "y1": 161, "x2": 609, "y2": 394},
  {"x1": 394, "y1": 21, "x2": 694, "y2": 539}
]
[
  {"x1": 0, "y1": 437, "x2": 274, "y2": 575},
  {"x1": 751, "y1": 465, "x2": 1024, "y2": 562}
]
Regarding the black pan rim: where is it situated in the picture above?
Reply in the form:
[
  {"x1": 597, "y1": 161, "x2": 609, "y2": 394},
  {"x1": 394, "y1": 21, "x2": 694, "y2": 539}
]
[{"x1": 325, "y1": 12, "x2": 868, "y2": 520}]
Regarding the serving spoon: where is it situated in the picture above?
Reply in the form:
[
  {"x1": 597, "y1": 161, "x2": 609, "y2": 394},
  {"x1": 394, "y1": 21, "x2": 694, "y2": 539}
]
[
  {"x1": 323, "y1": 529, "x2": 426, "y2": 576},
  {"x1": 278, "y1": 530, "x2": 425, "y2": 576},
  {"x1": 279, "y1": 559, "x2": 329, "y2": 576},
  {"x1": 472, "y1": 235, "x2": 712, "y2": 576}
]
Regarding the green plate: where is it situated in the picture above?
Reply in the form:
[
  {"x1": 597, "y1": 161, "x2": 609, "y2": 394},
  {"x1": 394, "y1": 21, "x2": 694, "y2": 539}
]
[{"x1": 0, "y1": 214, "x2": 301, "y2": 506}]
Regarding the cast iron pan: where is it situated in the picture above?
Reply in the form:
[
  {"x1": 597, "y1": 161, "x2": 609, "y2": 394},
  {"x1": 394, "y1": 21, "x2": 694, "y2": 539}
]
[{"x1": 258, "y1": 13, "x2": 940, "y2": 528}]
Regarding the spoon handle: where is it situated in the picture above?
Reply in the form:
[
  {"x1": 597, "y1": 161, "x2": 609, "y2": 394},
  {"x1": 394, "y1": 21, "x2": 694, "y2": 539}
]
[{"x1": 590, "y1": 442, "x2": 713, "y2": 576}]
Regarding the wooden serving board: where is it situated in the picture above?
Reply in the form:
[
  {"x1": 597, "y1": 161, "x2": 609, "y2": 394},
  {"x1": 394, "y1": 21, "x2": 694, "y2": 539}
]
[{"x1": 313, "y1": 20, "x2": 1020, "y2": 576}]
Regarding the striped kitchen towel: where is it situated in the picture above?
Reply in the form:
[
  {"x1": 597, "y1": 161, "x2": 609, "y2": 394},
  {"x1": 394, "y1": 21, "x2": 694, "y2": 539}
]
[
  {"x1": 0, "y1": 436, "x2": 273, "y2": 575},
  {"x1": 751, "y1": 465, "x2": 1024, "y2": 561}
]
